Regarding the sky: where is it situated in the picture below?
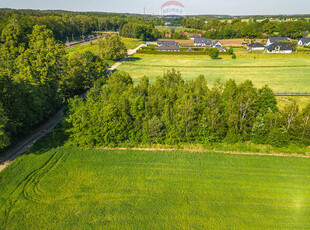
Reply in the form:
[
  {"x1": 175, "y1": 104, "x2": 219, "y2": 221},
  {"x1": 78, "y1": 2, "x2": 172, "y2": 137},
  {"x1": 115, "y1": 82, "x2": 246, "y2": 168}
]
[{"x1": 0, "y1": 0, "x2": 310, "y2": 16}]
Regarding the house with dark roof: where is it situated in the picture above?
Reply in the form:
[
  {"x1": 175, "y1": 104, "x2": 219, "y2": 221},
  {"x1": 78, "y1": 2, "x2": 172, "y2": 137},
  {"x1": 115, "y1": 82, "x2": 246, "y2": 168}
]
[
  {"x1": 210, "y1": 40, "x2": 222, "y2": 48},
  {"x1": 157, "y1": 40, "x2": 179, "y2": 46},
  {"x1": 266, "y1": 36, "x2": 289, "y2": 46},
  {"x1": 190, "y1": 34, "x2": 201, "y2": 40},
  {"x1": 194, "y1": 38, "x2": 212, "y2": 47},
  {"x1": 265, "y1": 42, "x2": 293, "y2": 53},
  {"x1": 157, "y1": 44, "x2": 181, "y2": 51},
  {"x1": 247, "y1": 42, "x2": 265, "y2": 51},
  {"x1": 298, "y1": 38, "x2": 310, "y2": 46}
]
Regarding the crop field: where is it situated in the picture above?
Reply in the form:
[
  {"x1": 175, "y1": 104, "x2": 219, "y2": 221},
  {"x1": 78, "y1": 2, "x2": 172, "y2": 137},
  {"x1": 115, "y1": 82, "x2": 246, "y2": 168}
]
[
  {"x1": 0, "y1": 148, "x2": 310, "y2": 229},
  {"x1": 118, "y1": 54, "x2": 310, "y2": 93}
]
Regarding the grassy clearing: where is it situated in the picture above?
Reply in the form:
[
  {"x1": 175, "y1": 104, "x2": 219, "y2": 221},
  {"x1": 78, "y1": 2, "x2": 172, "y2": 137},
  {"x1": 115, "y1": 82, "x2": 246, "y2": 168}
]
[
  {"x1": 118, "y1": 53, "x2": 310, "y2": 93},
  {"x1": 120, "y1": 37, "x2": 143, "y2": 49},
  {"x1": 1, "y1": 145, "x2": 310, "y2": 229},
  {"x1": 66, "y1": 37, "x2": 142, "y2": 55},
  {"x1": 277, "y1": 96, "x2": 310, "y2": 110}
]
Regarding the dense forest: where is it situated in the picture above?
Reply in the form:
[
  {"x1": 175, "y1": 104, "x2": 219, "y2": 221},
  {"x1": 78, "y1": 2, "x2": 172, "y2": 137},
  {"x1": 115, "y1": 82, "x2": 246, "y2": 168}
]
[
  {"x1": 1, "y1": 9, "x2": 310, "y2": 43},
  {"x1": 0, "y1": 20, "x2": 111, "y2": 149},
  {"x1": 65, "y1": 70, "x2": 310, "y2": 148},
  {"x1": 181, "y1": 18, "x2": 310, "y2": 39},
  {"x1": 0, "y1": 9, "x2": 163, "y2": 41}
]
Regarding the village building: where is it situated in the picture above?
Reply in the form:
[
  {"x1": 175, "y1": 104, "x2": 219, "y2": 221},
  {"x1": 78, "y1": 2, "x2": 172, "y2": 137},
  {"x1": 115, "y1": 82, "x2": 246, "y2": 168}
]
[
  {"x1": 194, "y1": 38, "x2": 212, "y2": 46},
  {"x1": 298, "y1": 38, "x2": 310, "y2": 46},
  {"x1": 210, "y1": 40, "x2": 222, "y2": 48},
  {"x1": 157, "y1": 40, "x2": 179, "y2": 46},
  {"x1": 247, "y1": 42, "x2": 265, "y2": 51},
  {"x1": 266, "y1": 36, "x2": 289, "y2": 46},
  {"x1": 218, "y1": 48, "x2": 227, "y2": 52},
  {"x1": 190, "y1": 34, "x2": 201, "y2": 40},
  {"x1": 265, "y1": 42, "x2": 293, "y2": 53},
  {"x1": 157, "y1": 44, "x2": 181, "y2": 51}
]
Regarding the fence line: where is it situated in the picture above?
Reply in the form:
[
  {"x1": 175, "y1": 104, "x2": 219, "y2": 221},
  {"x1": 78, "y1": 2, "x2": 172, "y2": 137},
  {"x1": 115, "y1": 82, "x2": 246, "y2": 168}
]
[{"x1": 275, "y1": 93, "x2": 310, "y2": 96}]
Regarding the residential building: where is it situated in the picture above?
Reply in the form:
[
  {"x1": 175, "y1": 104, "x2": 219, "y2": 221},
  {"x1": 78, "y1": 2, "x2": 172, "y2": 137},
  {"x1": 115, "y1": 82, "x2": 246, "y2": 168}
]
[
  {"x1": 266, "y1": 36, "x2": 289, "y2": 46},
  {"x1": 298, "y1": 38, "x2": 310, "y2": 46},
  {"x1": 247, "y1": 42, "x2": 265, "y2": 51},
  {"x1": 265, "y1": 42, "x2": 293, "y2": 53},
  {"x1": 157, "y1": 40, "x2": 179, "y2": 46},
  {"x1": 194, "y1": 38, "x2": 212, "y2": 46},
  {"x1": 190, "y1": 34, "x2": 201, "y2": 40},
  {"x1": 210, "y1": 40, "x2": 222, "y2": 48},
  {"x1": 157, "y1": 44, "x2": 181, "y2": 51}
]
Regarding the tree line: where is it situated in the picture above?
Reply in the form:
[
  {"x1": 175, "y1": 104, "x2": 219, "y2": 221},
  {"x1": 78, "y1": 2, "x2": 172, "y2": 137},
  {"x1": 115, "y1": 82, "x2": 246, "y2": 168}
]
[
  {"x1": 0, "y1": 21, "x2": 108, "y2": 149},
  {"x1": 181, "y1": 18, "x2": 310, "y2": 39},
  {"x1": 0, "y1": 9, "x2": 163, "y2": 41},
  {"x1": 65, "y1": 70, "x2": 310, "y2": 148}
]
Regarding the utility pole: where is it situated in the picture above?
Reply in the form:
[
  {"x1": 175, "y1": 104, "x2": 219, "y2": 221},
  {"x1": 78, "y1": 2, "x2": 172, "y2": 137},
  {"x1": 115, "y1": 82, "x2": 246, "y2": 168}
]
[{"x1": 144, "y1": 7, "x2": 145, "y2": 15}]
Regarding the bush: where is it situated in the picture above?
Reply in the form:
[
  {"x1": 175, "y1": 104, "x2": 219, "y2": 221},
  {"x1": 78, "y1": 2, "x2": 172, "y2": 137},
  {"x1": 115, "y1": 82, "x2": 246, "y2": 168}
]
[
  {"x1": 232, "y1": 54, "x2": 236, "y2": 59},
  {"x1": 208, "y1": 48, "x2": 219, "y2": 59}
]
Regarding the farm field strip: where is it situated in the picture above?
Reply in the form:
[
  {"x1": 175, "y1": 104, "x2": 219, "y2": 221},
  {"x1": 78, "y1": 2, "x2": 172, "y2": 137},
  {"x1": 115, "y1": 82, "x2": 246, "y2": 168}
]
[
  {"x1": 0, "y1": 148, "x2": 310, "y2": 229},
  {"x1": 118, "y1": 55, "x2": 310, "y2": 93}
]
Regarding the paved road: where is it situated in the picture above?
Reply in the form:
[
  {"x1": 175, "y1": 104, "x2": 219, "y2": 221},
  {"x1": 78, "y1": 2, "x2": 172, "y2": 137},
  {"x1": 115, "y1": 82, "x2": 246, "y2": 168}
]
[{"x1": 0, "y1": 44, "x2": 144, "y2": 173}]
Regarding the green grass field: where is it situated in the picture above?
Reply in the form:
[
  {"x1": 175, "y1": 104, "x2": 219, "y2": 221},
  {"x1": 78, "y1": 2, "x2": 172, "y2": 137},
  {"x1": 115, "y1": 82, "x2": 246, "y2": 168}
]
[
  {"x1": 66, "y1": 37, "x2": 143, "y2": 55},
  {"x1": 118, "y1": 53, "x2": 310, "y2": 93},
  {"x1": 1, "y1": 147, "x2": 310, "y2": 229}
]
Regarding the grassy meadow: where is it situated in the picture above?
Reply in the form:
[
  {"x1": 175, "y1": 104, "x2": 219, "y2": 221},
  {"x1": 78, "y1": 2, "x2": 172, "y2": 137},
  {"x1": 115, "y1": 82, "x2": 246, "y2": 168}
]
[
  {"x1": 1, "y1": 146, "x2": 310, "y2": 229},
  {"x1": 118, "y1": 53, "x2": 310, "y2": 93},
  {"x1": 66, "y1": 37, "x2": 143, "y2": 55}
]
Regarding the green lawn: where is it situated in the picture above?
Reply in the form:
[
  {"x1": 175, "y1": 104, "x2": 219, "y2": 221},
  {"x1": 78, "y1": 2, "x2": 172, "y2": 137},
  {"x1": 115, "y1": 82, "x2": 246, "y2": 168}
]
[
  {"x1": 66, "y1": 37, "x2": 142, "y2": 54},
  {"x1": 118, "y1": 54, "x2": 310, "y2": 93},
  {"x1": 1, "y1": 147, "x2": 310, "y2": 229}
]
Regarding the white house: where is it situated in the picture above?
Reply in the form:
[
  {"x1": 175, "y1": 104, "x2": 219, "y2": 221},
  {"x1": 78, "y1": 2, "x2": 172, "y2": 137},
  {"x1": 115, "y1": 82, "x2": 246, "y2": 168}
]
[
  {"x1": 265, "y1": 42, "x2": 293, "y2": 53},
  {"x1": 266, "y1": 36, "x2": 289, "y2": 46},
  {"x1": 247, "y1": 42, "x2": 265, "y2": 51},
  {"x1": 298, "y1": 38, "x2": 310, "y2": 46},
  {"x1": 210, "y1": 40, "x2": 222, "y2": 48},
  {"x1": 194, "y1": 38, "x2": 212, "y2": 46}
]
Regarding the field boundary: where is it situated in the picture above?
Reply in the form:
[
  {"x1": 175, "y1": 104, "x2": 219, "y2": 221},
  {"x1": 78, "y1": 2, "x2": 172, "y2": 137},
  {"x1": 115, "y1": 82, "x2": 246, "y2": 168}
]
[
  {"x1": 122, "y1": 63, "x2": 310, "y2": 68},
  {"x1": 96, "y1": 147, "x2": 310, "y2": 158}
]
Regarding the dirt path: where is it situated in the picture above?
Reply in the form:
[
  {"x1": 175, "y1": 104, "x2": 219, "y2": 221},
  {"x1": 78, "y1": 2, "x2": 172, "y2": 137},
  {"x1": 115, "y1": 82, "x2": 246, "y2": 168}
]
[
  {"x1": 0, "y1": 44, "x2": 144, "y2": 173},
  {"x1": 0, "y1": 108, "x2": 65, "y2": 172},
  {"x1": 107, "y1": 44, "x2": 145, "y2": 73},
  {"x1": 97, "y1": 147, "x2": 310, "y2": 159}
]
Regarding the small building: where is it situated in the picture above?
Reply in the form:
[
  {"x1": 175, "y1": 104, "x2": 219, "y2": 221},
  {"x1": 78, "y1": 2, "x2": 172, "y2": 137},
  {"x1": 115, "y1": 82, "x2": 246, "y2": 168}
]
[
  {"x1": 194, "y1": 38, "x2": 212, "y2": 46},
  {"x1": 265, "y1": 42, "x2": 293, "y2": 53},
  {"x1": 298, "y1": 38, "x2": 310, "y2": 46},
  {"x1": 211, "y1": 40, "x2": 222, "y2": 48},
  {"x1": 157, "y1": 40, "x2": 179, "y2": 46},
  {"x1": 157, "y1": 44, "x2": 181, "y2": 51},
  {"x1": 247, "y1": 42, "x2": 265, "y2": 51},
  {"x1": 218, "y1": 48, "x2": 227, "y2": 52},
  {"x1": 190, "y1": 34, "x2": 201, "y2": 40},
  {"x1": 266, "y1": 36, "x2": 289, "y2": 46}
]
